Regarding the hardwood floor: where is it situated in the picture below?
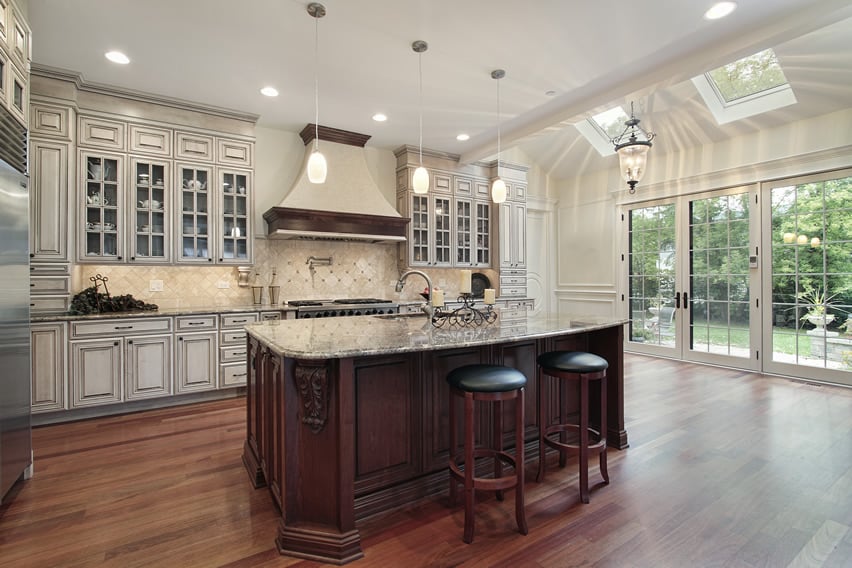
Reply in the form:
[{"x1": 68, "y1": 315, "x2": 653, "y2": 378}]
[{"x1": 2, "y1": 354, "x2": 852, "y2": 567}]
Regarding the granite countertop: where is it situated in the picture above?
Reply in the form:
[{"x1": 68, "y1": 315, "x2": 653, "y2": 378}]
[
  {"x1": 245, "y1": 312, "x2": 627, "y2": 359},
  {"x1": 31, "y1": 304, "x2": 294, "y2": 323}
]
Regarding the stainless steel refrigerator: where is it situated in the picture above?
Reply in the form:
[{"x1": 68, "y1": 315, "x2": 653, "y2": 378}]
[{"x1": 0, "y1": 102, "x2": 31, "y2": 504}]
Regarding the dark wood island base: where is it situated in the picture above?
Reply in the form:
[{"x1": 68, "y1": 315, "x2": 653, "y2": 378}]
[{"x1": 242, "y1": 314, "x2": 627, "y2": 564}]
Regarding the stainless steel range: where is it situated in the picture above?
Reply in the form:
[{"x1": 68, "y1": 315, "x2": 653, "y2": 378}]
[{"x1": 289, "y1": 298, "x2": 399, "y2": 318}]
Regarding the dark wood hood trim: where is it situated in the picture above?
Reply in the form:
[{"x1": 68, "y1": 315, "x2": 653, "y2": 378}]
[
  {"x1": 263, "y1": 207, "x2": 409, "y2": 239},
  {"x1": 299, "y1": 124, "x2": 372, "y2": 148}
]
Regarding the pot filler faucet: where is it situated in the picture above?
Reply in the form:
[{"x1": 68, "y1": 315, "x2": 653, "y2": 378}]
[{"x1": 395, "y1": 269, "x2": 434, "y2": 319}]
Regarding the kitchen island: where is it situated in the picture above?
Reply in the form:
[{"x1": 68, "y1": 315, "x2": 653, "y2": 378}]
[{"x1": 243, "y1": 311, "x2": 627, "y2": 564}]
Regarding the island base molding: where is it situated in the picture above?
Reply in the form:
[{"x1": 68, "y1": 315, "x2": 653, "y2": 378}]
[
  {"x1": 243, "y1": 321, "x2": 626, "y2": 564},
  {"x1": 276, "y1": 524, "x2": 364, "y2": 565}
]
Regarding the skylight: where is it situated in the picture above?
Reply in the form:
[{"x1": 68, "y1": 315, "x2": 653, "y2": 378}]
[
  {"x1": 692, "y1": 48, "x2": 796, "y2": 125},
  {"x1": 575, "y1": 106, "x2": 629, "y2": 156}
]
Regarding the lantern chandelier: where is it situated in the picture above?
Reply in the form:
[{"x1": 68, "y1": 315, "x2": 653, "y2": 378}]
[{"x1": 610, "y1": 101, "x2": 656, "y2": 193}]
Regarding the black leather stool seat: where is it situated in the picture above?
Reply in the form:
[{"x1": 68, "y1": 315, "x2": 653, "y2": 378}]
[
  {"x1": 447, "y1": 364, "x2": 528, "y2": 392},
  {"x1": 537, "y1": 351, "x2": 608, "y2": 374}
]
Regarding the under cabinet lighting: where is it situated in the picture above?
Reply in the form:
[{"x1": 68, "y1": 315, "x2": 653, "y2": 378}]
[{"x1": 105, "y1": 51, "x2": 130, "y2": 64}]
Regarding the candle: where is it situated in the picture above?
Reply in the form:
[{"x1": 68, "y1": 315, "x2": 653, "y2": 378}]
[
  {"x1": 431, "y1": 289, "x2": 445, "y2": 307},
  {"x1": 459, "y1": 270, "x2": 472, "y2": 294},
  {"x1": 484, "y1": 289, "x2": 496, "y2": 305}
]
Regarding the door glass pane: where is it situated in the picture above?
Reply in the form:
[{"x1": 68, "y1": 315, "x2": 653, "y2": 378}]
[
  {"x1": 628, "y1": 204, "x2": 676, "y2": 346},
  {"x1": 770, "y1": 175, "x2": 852, "y2": 370},
  {"x1": 688, "y1": 193, "x2": 751, "y2": 357}
]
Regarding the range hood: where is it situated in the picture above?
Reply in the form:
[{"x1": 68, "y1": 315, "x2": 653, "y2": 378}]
[{"x1": 264, "y1": 125, "x2": 408, "y2": 243}]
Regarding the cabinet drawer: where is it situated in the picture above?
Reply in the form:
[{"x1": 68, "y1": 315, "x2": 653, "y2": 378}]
[
  {"x1": 503, "y1": 300, "x2": 533, "y2": 310},
  {"x1": 501, "y1": 268, "x2": 526, "y2": 277},
  {"x1": 30, "y1": 275, "x2": 70, "y2": 294},
  {"x1": 30, "y1": 102, "x2": 72, "y2": 140},
  {"x1": 499, "y1": 286, "x2": 527, "y2": 298},
  {"x1": 175, "y1": 131, "x2": 214, "y2": 162},
  {"x1": 175, "y1": 315, "x2": 217, "y2": 331},
  {"x1": 78, "y1": 116, "x2": 126, "y2": 151},
  {"x1": 500, "y1": 275, "x2": 526, "y2": 286},
  {"x1": 220, "y1": 364, "x2": 248, "y2": 387},
  {"x1": 220, "y1": 312, "x2": 258, "y2": 328},
  {"x1": 260, "y1": 311, "x2": 282, "y2": 321},
  {"x1": 221, "y1": 329, "x2": 247, "y2": 345},
  {"x1": 129, "y1": 124, "x2": 172, "y2": 156},
  {"x1": 30, "y1": 263, "x2": 70, "y2": 275},
  {"x1": 71, "y1": 317, "x2": 172, "y2": 339},
  {"x1": 216, "y1": 138, "x2": 253, "y2": 167},
  {"x1": 29, "y1": 295, "x2": 70, "y2": 314},
  {"x1": 220, "y1": 345, "x2": 249, "y2": 363}
]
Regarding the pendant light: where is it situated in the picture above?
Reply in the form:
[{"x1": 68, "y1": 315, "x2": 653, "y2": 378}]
[
  {"x1": 412, "y1": 40, "x2": 429, "y2": 194},
  {"x1": 307, "y1": 2, "x2": 327, "y2": 184},
  {"x1": 611, "y1": 101, "x2": 655, "y2": 194},
  {"x1": 491, "y1": 69, "x2": 507, "y2": 204}
]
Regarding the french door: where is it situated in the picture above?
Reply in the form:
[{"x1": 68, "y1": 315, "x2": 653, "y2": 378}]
[{"x1": 624, "y1": 186, "x2": 760, "y2": 370}]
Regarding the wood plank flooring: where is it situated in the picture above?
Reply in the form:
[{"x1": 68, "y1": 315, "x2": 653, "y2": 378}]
[{"x1": 2, "y1": 354, "x2": 852, "y2": 567}]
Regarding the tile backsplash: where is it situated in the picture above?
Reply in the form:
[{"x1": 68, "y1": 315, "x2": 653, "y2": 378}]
[{"x1": 74, "y1": 238, "x2": 498, "y2": 309}]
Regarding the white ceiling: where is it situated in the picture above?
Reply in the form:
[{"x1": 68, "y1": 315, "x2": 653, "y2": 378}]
[{"x1": 25, "y1": 0, "x2": 852, "y2": 180}]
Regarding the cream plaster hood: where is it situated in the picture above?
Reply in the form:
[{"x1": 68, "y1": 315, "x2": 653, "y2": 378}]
[{"x1": 264, "y1": 125, "x2": 408, "y2": 243}]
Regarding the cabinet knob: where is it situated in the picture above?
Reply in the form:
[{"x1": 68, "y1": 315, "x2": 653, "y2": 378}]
[
  {"x1": 29, "y1": 253, "x2": 34, "y2": 258},
  {"x1": 114, "y1": 341, "x2": 119, "y2": 346},
  {"x1": 178, "y1": 336, "x2": 183, "y2": 341},
  {"x1": 219, "y1": 258, "x2": 223, "y2": 262},
  {"x1": 208, "y1": 258, "x2": 213, "y2": 262},
  {"x1": 117, "y1": 256, "x2": 123, "y2": 260},
  {"x1": 128, "y1": 340, "x2": 133, "y2": 345},
  {"x1": 131, "y1": 257, "x2": 135, "y2": 261}
]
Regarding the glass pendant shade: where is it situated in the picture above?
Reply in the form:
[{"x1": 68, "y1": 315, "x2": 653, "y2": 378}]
[
  {"x1": 413, "y1": 166, "x2": 429, "y2": 194},
  {"x1": 616, "y1": 141, "x2": 651, "y2": 191},
  {"x1": 307, "y1": 149, "x2": 327, "y2": 184},
  {"x1": 491, "y1": 178, "x2": 507, "y2": 203}
]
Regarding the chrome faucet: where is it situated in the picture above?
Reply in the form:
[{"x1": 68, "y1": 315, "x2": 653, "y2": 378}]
[{"x1": 395, "y1": 269, "x2": 434, "y2": 319}]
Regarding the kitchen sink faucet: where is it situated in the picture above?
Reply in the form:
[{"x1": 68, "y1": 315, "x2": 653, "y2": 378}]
[{"x1": 395, "y1": 269, "x2": 434, "y2": 320}]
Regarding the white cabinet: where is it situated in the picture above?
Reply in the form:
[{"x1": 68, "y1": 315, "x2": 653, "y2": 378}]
[
  {"x1": 454, "y1": 197, "x2": 492, "y2": 267},
  {"x1": 70, "y1": 338, "x2": 123, "y2": 407},
  {"x1": 175, "y1": 331, "x2": 218, "y2": 393},
  {"x1": 402, "y1": 192, "x2": 453, "y2": 267},
  {"x1": 498, "y1": 201, "x2": 526, "y2": 269},
  {"x1": 217, "y1": 169, "x2": 252, "y2": 264},
  {"x1": 219, "y1": 312, "x2": 257, "y2": 387},
  {"x1": 30, "y1": 139, "x2": 71, "y2": 261},
  {"x1": 31, "y1": 322, "x2": 66, "y2": 413},
  {"x1": 78, "y1": 151, "x2": 124, "y2": 262},
  {"x1": 125, "y1": 334, "x2": 172, "y2": 400},
  {"x1": 176, "y1": 162, "x2": 214, "y2": 263},
  {"x1": 129, "y1": 157, "x2": 171, "y2": 263}
]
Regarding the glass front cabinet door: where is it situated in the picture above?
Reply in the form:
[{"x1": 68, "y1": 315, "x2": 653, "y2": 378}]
[
  {"x1": 80, "y1": 152, "x2": 124, "y2": 262},
  {"x1": 176, "y1": 163, "x2": 213, "y2": 263},
  {"x1": 409, "y1": 193, "x2": 431, "y2": 266},
  {"x1": 129, "y1": 158, "x2": 170, "y2": 263},
  {"x1": 218, "y1": 169, "x2": 251, "y2": 263}
]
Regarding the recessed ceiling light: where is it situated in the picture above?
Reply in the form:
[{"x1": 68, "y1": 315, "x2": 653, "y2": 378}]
[
  {"x1": 260, "y1": 86, "x2": 279, "y2": 97},
  {"x1": 105, "y1": 51, "x2": 130, "y2": 64},
  {"x1": 704, "y1": 2, "x2": 737, "y2": 20},
  {"x1": 456, "y1": 134, "x2": 470, "y2": 141},
  {"x1": 545, "y1": 90, "x2": 557, "y2": 97},
  {"x1": 372, "y1": 113, "x2": 388, "y2": 122}
]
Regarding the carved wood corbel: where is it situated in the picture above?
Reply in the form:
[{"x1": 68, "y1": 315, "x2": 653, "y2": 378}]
[{"x1": 295, "y1": 361, "x2": 330, "y2": 433}]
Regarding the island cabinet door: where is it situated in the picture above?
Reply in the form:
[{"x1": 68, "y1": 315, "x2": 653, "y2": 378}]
[
  {"x1": 422, "y1": 347, "x2": 489, "y2": 473},
  {"x1": 352, "y1": 355, "x2": 421, "y2": 498},
  {"x1": 495, "y1": 339, "x2": 540, "y2": 442},
  {"x1": 242, "y1": 338, "x2": 266, "y2": 489}
]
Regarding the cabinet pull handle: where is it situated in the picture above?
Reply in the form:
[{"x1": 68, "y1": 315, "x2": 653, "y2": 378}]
[
  {"x1": 232, "y1": 319, "x2": 247, "y2": 323},
  {"x1": 233, "y1": 372, "x2": 247, "y2": 378},
  {"x1": 233, "y1": 351, "x2": 246, "y2": 356},
  {"x1": 30, "y1": 283, "x2": 35, "y2": 287},
  {"x1": 115, "y1": 325, "x2": 134, "y2": 330},
  {"x1": 187, "y1": 321, "x2": 205, "y2": 326}
]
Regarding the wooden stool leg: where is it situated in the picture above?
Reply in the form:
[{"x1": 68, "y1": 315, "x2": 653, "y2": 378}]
[
  {"x1": 599, "y1": 374, "x2": 609, "y2": 485},
  {"x1": 558, "y1": 377, "x2": 568, "y2": 468},
  {"x1": 449, "y1": 387, "x2": 458, "y2": 505},
  {"x1": 463, "y1": 392, "x2": 476, "y2": 544},
  {"x1": 536, "y1": 368, "x2": 547, "y2": 483},
  {"x1": 494, "y1": 400, "x2": 504, "y2": 501},
  {"x1": 579, "y1": 375, "x2": 590, "y2": 504},
  {"x1": 515, "y1": 388, "x2": 528, "y2": 535}
]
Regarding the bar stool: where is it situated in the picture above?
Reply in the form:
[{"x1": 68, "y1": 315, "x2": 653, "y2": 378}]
[
  {"x1": 536, "y1": 351, "x2": 609, "y2": 504},
  {"x1": 447, "y1": 364, "x2": 529, "y2": 544}
]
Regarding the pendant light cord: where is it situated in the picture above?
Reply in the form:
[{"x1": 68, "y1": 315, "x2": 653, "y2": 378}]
[
  {"x1": 496, "y1": 76, "x2": 501, "y2": 177},
  {"x1": 418, "y1": 51, "x2": 423, "y2": 165},
  {"x1": 314, "y1": 13, "x2": 320, "y2": 151}
]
